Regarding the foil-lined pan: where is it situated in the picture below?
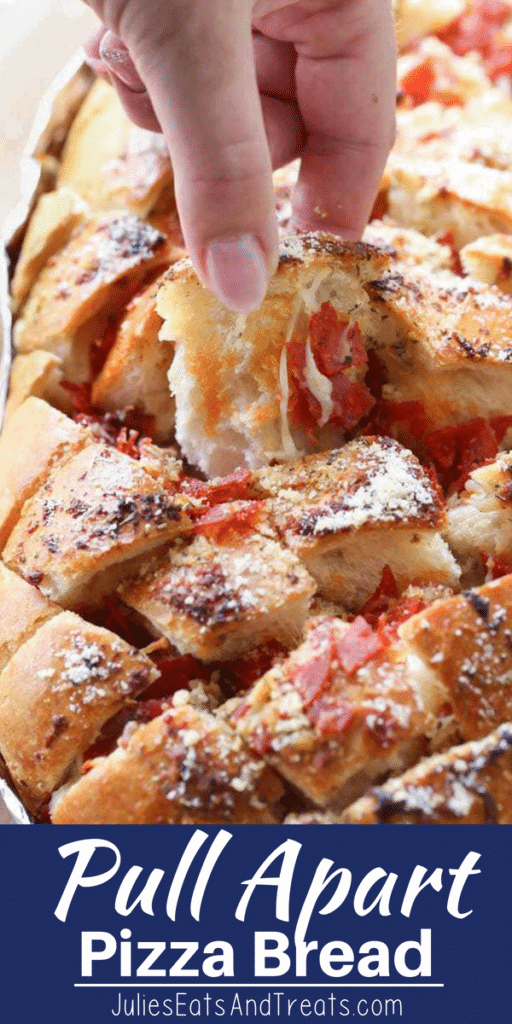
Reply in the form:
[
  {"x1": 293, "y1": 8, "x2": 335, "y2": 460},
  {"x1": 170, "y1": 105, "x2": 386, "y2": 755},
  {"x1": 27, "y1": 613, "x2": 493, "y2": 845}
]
[{"x1": 0, "y1": 52, "x2": 94, "y2": 823}]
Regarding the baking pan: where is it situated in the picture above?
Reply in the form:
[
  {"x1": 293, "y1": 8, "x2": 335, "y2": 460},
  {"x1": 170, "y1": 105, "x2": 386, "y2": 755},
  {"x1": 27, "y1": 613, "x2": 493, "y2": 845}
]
[{"x1": 0, "y1": 52, "x2": 93, "y2": 823}]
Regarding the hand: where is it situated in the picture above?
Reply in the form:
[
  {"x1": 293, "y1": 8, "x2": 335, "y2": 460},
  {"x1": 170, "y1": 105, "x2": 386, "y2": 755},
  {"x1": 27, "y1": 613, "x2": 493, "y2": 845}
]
[{"x1": 84, "y1": 1, "x2": 396, "y2": 312}]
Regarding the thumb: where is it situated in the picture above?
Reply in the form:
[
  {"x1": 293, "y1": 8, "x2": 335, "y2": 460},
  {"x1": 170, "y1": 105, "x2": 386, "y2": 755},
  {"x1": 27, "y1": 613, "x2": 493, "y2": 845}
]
[{"x1": 102, "y1": 0, "x2": 278, "y2": 312}]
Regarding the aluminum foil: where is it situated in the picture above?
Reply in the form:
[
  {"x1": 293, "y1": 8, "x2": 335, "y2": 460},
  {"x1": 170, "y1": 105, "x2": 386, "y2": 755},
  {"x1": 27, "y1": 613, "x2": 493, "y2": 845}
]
[{"x1": 0, "y1": 52, "x2": 94, "y2": 823}]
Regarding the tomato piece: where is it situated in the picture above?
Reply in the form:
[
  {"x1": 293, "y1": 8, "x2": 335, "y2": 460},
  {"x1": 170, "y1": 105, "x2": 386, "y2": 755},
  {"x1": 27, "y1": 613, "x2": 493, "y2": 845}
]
[
  {"x1": 83, "y1": 596, "x2": 154, "y2": 648},
  {"x1": 336, "y1": 617, "x2": 384, "y2": 675},
  {"x1": 142, "y1": 653, "x2": 209, "y2": 700}
]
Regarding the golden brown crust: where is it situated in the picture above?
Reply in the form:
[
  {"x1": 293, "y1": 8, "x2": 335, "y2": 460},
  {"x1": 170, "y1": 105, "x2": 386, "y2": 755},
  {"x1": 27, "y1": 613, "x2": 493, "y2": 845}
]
[
  {"x1": 3, "y1": 444, "x2": 195, "y2": 606},
  {"x1": 10, "y1": 187, "x2": 88, "y2": 313},
  {"x1": 51, "y1": 701, "x2": 284, "y2": 824},
  {"x1": 158, "y1": 234, "x2": 391, "y2": 475},
  {"x1": 13, "y1": 213, "x2": 167, "y2": 377},
  {"x1": 393, "y1": 0, "x2": 466, "y2": 50},
  {"x1": 253, "y1": 438, "x2": 445, "y2": 558},
  {"x1": 0, "y1": 398, "x2": 91, "y2": 551},
  {"x1": 0, "y1": 564, "x2": 59, "y2": 675},
  {"x1": 91, "y1": 274, "x2": 175, "y2": 442},
  {"x1": 384, "y1": 155, "x2": 512, "y2": 247},
  {"x1": 368, "y1": 266, "x2": 512, "y2": 424},
  {"x1": 341, "y1": 724, "x2": 512, "y2": 824},
  {"x1": 232, "y1": 617, "x2": 438, "y2": 807},
  {"x1": 460, "y1": 233, "x2": 512, "y2": 293},
  {"x1": 57, "y1": 79, "x2": 174, "y2": 218},
  {"x1": 0, "y1": 611, "x2": 159, "y2": 809},
  {"x1": 397, "y1": 37, "x2": 490, "y2": 106},
  {"x1": 120, "y1": 526, "x2": 315, "y2": 661},
  {"x1": 4, "y1": 351, "x2": 69, "y2": 422},
  {"x1": 399, "y1": 575, "x2": 512, "y2": 739}
]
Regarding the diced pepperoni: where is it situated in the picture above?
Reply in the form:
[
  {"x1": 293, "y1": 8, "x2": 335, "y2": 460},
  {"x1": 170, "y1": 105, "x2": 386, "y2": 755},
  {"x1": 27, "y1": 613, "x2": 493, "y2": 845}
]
[
  {"x1": 336, "y1": 617, "x2": 384, "y2": 675},
  {"x1": 294, "y1": 643, "x2": 333, "y2": 707},
  {"x1": 182, "y1": 468, "x2": 254, "y2": 505},
  {"x1": 360, "y1": 566, "x2": 399, "y2": 627},
  {"x1": 193, "y1": 501, "x2": 264, "y2": 541},
  {"x1": 376, "y1": 596, "x2": 427, "y2": 645},
  {"x1": 330, "y1": 375, "x2": 375, "y2": 430},
  {"x1": 486, "y1": 41, "x2": 512, "y2": 79},
  {"x1": 308, "y1": 697, "x2": 356, "y2": 738},
  {"x1": 309, "y1": 303, "x2": 367, "y2": 375},
  {"x1": 401, "y1": 57, "x2": 437, "y2": 106},
  {"x1": 362, "y1": 399, "x2": 432, "y2": 441},
  {"x1": 224, "y1": 641, "x2": 288, "y2": 693},
  {"x1": 438, "y1": 0, "x2": 510, "y2": 58},
  {"x1": 425, "y1": 418, "x2": 498, "y2": 492},
  {"x1": 481, "y1": 552, "x2": 512, "y2": 580},
  {"x1": 61, "y1": 379, "x2": 95, "y2": 415}
]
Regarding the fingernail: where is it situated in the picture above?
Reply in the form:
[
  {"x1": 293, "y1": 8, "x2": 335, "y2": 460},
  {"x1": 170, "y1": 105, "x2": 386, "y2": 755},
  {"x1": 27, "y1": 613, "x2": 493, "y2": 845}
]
[
  {"x1": 99, "y1": 33, "x2": 146, "y2": 94},
  {"x1": 205, "y1": 235, "x2": 270, "y2": 313}
]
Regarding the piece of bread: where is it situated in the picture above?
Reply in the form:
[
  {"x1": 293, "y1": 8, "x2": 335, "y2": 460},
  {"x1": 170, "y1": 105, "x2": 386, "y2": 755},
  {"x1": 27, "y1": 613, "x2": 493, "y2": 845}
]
[
  {"x1": 120, "y1": 524, "x2": 316, "y2": 661},
  {"x1": 57, "y1": 79, "x2": 174, "y2": 218},
  {"x1": 157, "y1": 234, "x2": 391, "y2": 476},
  {"x1": 51, "y1": 699, "x2": 284, "y2": 824},
  {"x1": 445, "y1": 453, "x2": 512, "y2": 582},
  {"x1": 252, "y1": 438, "x2": 459, "y2": 608},
  {"x1": 460, "y1": 233, "x2": 512, "y2": 292},
  {"x1": 363, "y1": 220, "x2": 453, "y2": 273},
  {"x1": 91, "y1": 274, "x2": 175, "y2": 442},
  {"x1": 367, "y1": 266, "x2": 512, "y2": 426},
  {"x1": 399, "y1": 575, "x2": 512, "y2": 740},
  {"x1": 0, "y1": 610, "x2": 159, "y2": 809},
  {"x1": 393, "y1": 0, "x2": 466, "y2": 51},
  {"x1": 341, "y1": 724, "x2": 512, "y2": 823},
  {"x1": 232, "y1": 616, "x2": 442, "y2": 808},
  {"x1": 284, "y1": 811, "x2": 341, "y2": 824},
  {"x1": 0, "y1": 564, "x2": 59, "y2": 674},
  {"x1": 382, "y1": 155, "x2": 512, "y2": 247},
  {"x1": 396, "y1": 89, "x2": 512, "y2": 174},
  {"x1": 13, "y1": 213, "x2": 167, "y2": 381},
  {"x1": 3, "y1": 443, "x2": 195, "y2": 607},
  {"x1": 397, "y1": 36, "x2": 489, "y2": 106},
  {"x1": 4, "y1": 351, "x2": 70, "y2": 422},
  {"x1": 0, "y1": 398, "x2": 92, "y2": 550},
  {"x1": 273, "y1": 160, "x2": 300, "y2": 232},
  {"x1": 10, "y1": 187, "x2": 88, "y2": 313}
]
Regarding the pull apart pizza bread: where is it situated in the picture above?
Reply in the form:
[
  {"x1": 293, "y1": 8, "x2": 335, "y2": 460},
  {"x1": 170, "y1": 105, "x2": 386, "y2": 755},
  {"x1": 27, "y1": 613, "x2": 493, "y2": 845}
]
[{"x1": 5, "y1": 2, "x2": 512, "y2": 823}]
